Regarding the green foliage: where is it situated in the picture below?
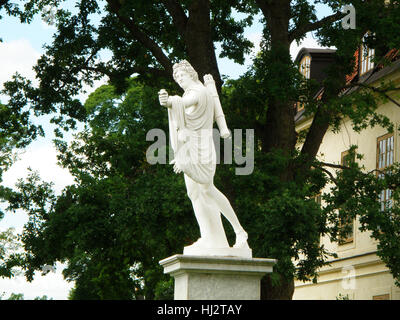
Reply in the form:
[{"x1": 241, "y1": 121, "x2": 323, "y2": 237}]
[
  {"x1": 0, "y1": 0, "x2": 258, "y2": 130},
  {"x1": 6, "y1": 293, "x2": 24, "y2": 300},
  {"x1": 34, "y1": 295, "x2": 52, "y2": 300},
  {"x1": 0, "y1": 78, "x2": 341, "y2": 297},
  {"x1": 154, "y1": 278, "x2": 174, "y2": 300},
  {"x1": 0, "y1": 74, "x2": 45, "y2": 178},
  {"x1": 0, "y1": 293, "x2": 52, "y2": 300},
  {"x1": 210, "y1": 0, "x2": 258, "y2": 64},
  {"x1": 3, "y1": 79, "x2": 197, "y2": 299},
  {"x1": 1, "y1": 0, "x2": 400, "y2": 300},
  {"x1": 323, "y1": 160, "x2": 400, "y2": 287},
  {"x1": 0, "y1": 227, "x2": 23, "y2": 278},
  {"x1": 4, "y1": 69, "x2": 400, "y2": 298},
  {"x1": 336, "y1": 293, "x2": 350, "y2": 300}
]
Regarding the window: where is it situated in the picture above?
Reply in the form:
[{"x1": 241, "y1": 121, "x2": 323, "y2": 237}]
[
  {"x1": 338, "y1": 150, "x2": 355, "y2": 245},
  {"x1": 360, "y1": 34, "x2": 375, "y2": 75},
  {"x1": 297, "y1": 55, "x2": 311, "y2": 112},
  {"x1": 341, "y1": 150, "x2": 355, "y2": 167},
  {"x1": 300, "y1": 55, "x2": 311, "y2": 79},
  {"x1": 315, "y1": 194, "x2": 322, "y2": 207},
  {"x1": 338, "y1": 215, "x2": 354, "y2": 244},
  {"x1": 296, "y1": 101, "x2": 305, "y2": 112},
  {"x1": 377, "y1": 133, "x2": 394, "y2": 211}
]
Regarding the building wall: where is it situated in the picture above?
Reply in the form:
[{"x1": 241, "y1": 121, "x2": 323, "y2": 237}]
[{"x1": 293, "y1": 69, "x2": 400, "y2": 300}]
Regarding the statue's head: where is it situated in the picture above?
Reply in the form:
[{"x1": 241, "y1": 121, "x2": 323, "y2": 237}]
[{"x1": 172, "y1": 60, "x2": 199, "y2": 83}]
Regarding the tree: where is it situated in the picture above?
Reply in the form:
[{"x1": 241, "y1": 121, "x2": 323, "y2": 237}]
[
  {"x1": 1, "y1": 0, "x2": 400, "y2": 299},
  {"x1": 4, "y1": 80, "x2": 197, "y2": 299},
  {"x1": 6, "y1": 293, "x2": 24, "y2": 300},
  {"x1": 0, "y1": 292, "x2": 52, "y2": 300},
  {"x1": 0, "y1": 227, "x2": 22, "y2": 278}
]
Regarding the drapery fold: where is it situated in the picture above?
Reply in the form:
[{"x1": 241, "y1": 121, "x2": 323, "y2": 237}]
[{"x1": 167, "y1": 84, "x2": 216, "y2": 184}]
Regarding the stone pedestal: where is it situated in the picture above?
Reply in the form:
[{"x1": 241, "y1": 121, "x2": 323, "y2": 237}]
[
  {"x1": 159, "y1": 254, "x2": 277, "y2": 300},
  {"x1": 183, "y1": 245, "x2": 252, "y2": 259}
]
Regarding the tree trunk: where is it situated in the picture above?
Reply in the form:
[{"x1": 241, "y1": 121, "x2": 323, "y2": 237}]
[
  {"x1": 258, "y1": 1, "x2": 298, "y2": 299},
  {"x1": 260, "y1": 0, "x2": 297, "y2": 156},
  {"x1": 260, "y1": 274, "x2": 295, "y2": 300},
  {"x1": 185, "y1": 0, "x2": 223, "y2": 91}
]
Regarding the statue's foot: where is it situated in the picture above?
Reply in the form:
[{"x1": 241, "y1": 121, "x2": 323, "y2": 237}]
[
  {"x1": 186, "y1": 238, "x2": 206, "y2": 249},
  {"x1": 233, "y1": 230, "x2": 249, "y2": 249}
]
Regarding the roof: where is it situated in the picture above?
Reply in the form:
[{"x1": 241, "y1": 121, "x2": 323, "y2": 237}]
[
  {"x1": 343, "y1": 48, "x2": 400, "y2": 94},
  {"x1": 294, "y1": 48, "x2": 337, "y2": 63},
  {"x1": 295, "y1": 47, "x2": 400, "y2": 125}
]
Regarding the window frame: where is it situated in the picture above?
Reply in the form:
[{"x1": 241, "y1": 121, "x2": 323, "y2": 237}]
[
  {"x1": 297, "y1": 55, "x2": 311, "y2": 112},
  {"x1": 360, "y1": 33, "x2": 375, "y2": 75},
  {"x1": 338, "y1": 150, "x2": 355, "y2": 245},
  {"x1": 300, "y1": 55, "x2": 311, "y2": 79},
  {"x1": 372, "y1": 293, "x2": 390, "y2": 300},
  {"x1": 376, "y1": 133, "x2": 395, "y2": 211}
]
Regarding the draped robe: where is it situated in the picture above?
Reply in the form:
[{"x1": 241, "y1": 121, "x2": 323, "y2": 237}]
[{"x1": 168, "y1": 83, "x2": 217, "y2": 184}]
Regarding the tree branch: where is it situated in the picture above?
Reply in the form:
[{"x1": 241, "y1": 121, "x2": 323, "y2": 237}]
[
  {"x1": 83, "y1": 65, "x2": 169, "y2": 79},
  {"x1": 367, "y1": 168, "x2": 385, "y2": 176},
  {"x1": 254, "y1": 0, "x2": 270, "y2": 18},
  {"x1": 343, "y1": 82, "x2": 400, "y2": 108},
  {"x1": 318, "y1": 161, "x2": 350, "y2": 170},
  {"x1": 105, "y1": 0, "x2": 173, "y2": 74},
  {"x1": 313, "y1": 161, "x2": 350, "y2": 185},
  {"x1": 299, "y1": 102, "x2": 332, "y2": 166},
  {"x1": 289, "y1": 11, "x2": 344, "y2": 42},
  {"x1": 319, "y1": 166, "x2": 338, "y2": 185},
  {"x1": 161, "y1": 0, "x2": 188, "y2": 37}
]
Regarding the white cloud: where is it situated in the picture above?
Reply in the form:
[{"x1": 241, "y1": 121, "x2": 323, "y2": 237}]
[
  {"x1": 0, "y1": 137, "x2": 75, "y2": 233},
  {"x1": 79, "y1": 76, "x2": 109, "y2": 103},
  {"x1": 0, "y1": 138, "x2": 76, "y2": 300},
  {"x1": 0, "y1": 39, "x2": 74, "y2": 233},
  {"x1": 290, "y1": 32, "x2": 336, "y2": 60},
  {"x1": 2, "y1": 138, "x2": 75, "y2": 194},
  {"x1": 0, "y1": 262, "x2": 74, "y2": 300},
  {"x1": 247, "y1": 31, "x2": 263, "y2": 57},
  {"x1": 0, "y1": 39, "x2": 41, "y2": 90},
  {"x1": 244, "y1": 30, "x2": 331, "y2": 63}
]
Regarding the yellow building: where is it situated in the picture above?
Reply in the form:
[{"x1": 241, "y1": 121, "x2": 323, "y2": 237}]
[{"x1": 293, "y1": 47, "x2": 400, "y2": 300}]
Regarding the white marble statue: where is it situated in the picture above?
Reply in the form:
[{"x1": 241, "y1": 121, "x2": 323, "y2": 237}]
[{"x1": 158, "y1": 60, "x2": 251, "y2": 258}]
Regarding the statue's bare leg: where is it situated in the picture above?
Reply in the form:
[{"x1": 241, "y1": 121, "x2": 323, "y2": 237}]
[
  {"x1": 184, "y1": 174, "x2": 229, "y2": 248},
  {"x1": 207, "y1": 185, "x2": 249, "y2": 248}
]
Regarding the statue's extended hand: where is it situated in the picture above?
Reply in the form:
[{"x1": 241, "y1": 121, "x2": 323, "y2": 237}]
[
  {"x1": 173, "y1": 163, "x2": 182, "y2": 174},
  {"x1": 170, "y1": 159, "x2": 182, "y2": 174},
  {"x1": 159, "y1": 89, "x2": 170, "y2": 107}
]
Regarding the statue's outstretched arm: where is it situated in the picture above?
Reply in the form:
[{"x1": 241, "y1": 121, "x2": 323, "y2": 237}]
[{"x1": 159, "y1": 89, "x2": 198, "y2": 109}]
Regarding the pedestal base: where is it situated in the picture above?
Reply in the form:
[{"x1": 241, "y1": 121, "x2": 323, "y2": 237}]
[
  {"x1": 159, "y1": 254, "x2": 277, "y2": 300},
  {"x1": 183, "y1": 245, "x2": 252, "y2": 259}
]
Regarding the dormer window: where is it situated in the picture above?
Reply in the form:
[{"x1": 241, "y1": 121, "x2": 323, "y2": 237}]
[
  {"x1": 300, "y1": 55, "x2": 311, "y2": 79},
  {"x1": 360, "y1": 34, "x2": 375, "y2": 75},
  {"x1": 297, "y1": 55, "x2": 311, "y2": 111},
  {"x1": 294, "y1": 48, "x2": 336, "y2": 114}
]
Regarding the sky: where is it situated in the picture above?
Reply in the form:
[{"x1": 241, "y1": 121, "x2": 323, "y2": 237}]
[{"x1": 0, "y1": 2, "x2": 333, "y2": 300}]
